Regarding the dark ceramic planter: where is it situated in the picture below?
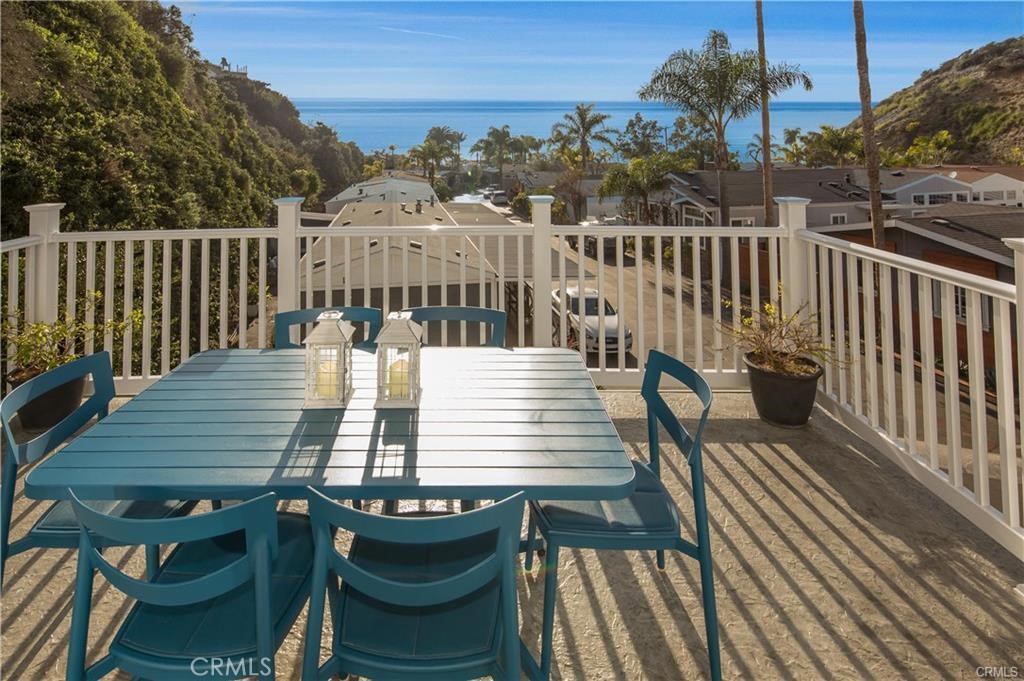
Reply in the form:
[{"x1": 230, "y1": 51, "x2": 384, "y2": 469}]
[
  {"x1": 10, "y1": 374, "x2": 86, "y2": 432},
  {"x1": 743, "y1": 353, "x2": 823, "y2": 428}
]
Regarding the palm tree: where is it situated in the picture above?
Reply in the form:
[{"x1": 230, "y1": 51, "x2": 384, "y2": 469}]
[
  {"x1": 551, "y1": 103, "x2": 616, "y2": 176},
  {"x1": 781, "y1": 127, "x2": 804, "y2": 165},
  {"x1": 452, "y1": 131, "x2": 467, "y2": 171},
  {"x1": 854, "y1": 0, "x2": 884, "y2": 248},
  {"x1": 474, "y1": 125, "x2": 513, "y2": 181},
  {"x1": 418, "y1": 139, "x2": 450, "y2": 184},
  {"x1": 598, "y1": 156, "x2": 676, "y2": 224},
  {"x1": 746, "y1": 134, "x2": 782, "y2": 168},
  {"x1": 755, "y1": 0, "x2": 776, "y2": 225},
  {"x1": 818, "y1": 125, "x2": 860, "y2": 167},
  {"x1": 387, "y1": 144, "x2": 396, "y2": 170},
  {"x1": 638, "y1": 30, "x2": 811, "y2": 226}
]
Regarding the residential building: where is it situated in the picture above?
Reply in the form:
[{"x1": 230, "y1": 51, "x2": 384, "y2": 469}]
[{"x1": 913, "y1": 165, "x2": 1024, "y2": 209}]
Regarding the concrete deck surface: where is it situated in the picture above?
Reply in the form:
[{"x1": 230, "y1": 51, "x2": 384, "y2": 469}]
[{"x1": 2, "y1": 392, "x2": 1022, "y2": 680}]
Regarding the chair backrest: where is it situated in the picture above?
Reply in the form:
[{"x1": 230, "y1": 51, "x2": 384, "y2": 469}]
[
  {"x1": 403, "y1": 306, "x2": 506, "y2": 347},
  {"x1": 274, "y1": 307, "x2": 383, "y2": 349},
  {"x1": 0, "y1": 352, "x2": 115, "y2": 467},
  {"x1": 640, "y1": 349, "x2": 713, "y2": 476},
  {"x1": 69, "y1": 491, "x2": 279, "y2": 607},
  {"x1": 307, "y1": 488, "x2": 524, "y2": 608}
]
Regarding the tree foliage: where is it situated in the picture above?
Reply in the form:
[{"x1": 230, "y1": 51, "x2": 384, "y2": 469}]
[{"x1": 1, "y1": 1, "x2": 364, "y2": 239}]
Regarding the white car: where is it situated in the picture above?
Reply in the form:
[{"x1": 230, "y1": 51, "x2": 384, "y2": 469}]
[{"x1": 551, "y1": 287, "x2": 633, "y2": 353}]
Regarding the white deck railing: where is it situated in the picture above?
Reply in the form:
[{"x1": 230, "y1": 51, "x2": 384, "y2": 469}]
[{"x1": 1, "y1": 196, "x2": 1021, "y2": 559}]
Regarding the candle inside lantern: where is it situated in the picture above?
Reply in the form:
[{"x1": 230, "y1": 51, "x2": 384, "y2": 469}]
[
  {"x1": 388, "y1": 357, "x2": 409, "y2": 399},
  {"x1": 315, "y1": 347, "x2": 338, "y2": 399}
]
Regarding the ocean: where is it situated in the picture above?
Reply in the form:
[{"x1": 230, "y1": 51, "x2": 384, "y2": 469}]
[{"x1": 292, "y1": 99, "x2": 862, "y2": 162}]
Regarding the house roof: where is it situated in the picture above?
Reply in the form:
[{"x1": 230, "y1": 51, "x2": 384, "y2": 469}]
[
  {"x1": 912, "y1": 165, "x2": 1024, "y2": 182},
  {"x1": 669, "y1": 168, "x2": 883, "y2": 207},
  {"x1": 897, "y1": 206, "x2": 1024, "y2": 263},
  {"x1": 326, "y1": 173, "x2": 437, "y2": 207}
]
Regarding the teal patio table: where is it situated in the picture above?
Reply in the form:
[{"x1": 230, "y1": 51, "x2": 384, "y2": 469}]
[{"x1": 25, "y1": 348, "x2": 635, "y2": 504}]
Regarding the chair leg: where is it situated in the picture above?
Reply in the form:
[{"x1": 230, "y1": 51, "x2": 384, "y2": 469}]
[
  {"x1": 383, "y1": 500, "x2": 397, "y2": 515},
  {"x1": 144, "y1": 544, "x2": 160, "y2": 581},
  {"x1": 539, "y1": 543, "x2": 560, "y2": 680},
  {"x1": 303, "y1": 548, "x2": 329, "y2": 681},
  {"x1": 698, "y1": 544, "x2": 722, "y2": 681},
  {"x1": 0, "y1": 459, "x2": 18, "y2": 588},
  {"x1": 656, "y1": 549, "x2": 665, "y2": 570},
  {"x1": 524, "y1": 513, "x2": 537, "y2": 571}
]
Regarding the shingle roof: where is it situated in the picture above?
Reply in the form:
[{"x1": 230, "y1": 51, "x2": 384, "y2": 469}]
[
  {"x1": 899, "y1": 207, "x2": 1024, "y2": 262},
  {"x1": 670, "y1": 168, "x2": 881, "y2": 206},
  {"x1": 912, "y1": 165, "x2": 1024, "y2": 182}
]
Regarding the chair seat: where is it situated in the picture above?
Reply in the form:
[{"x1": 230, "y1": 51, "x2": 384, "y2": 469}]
[
  {"x1": 531, "y1": 460, "x2": 680, "y2": 535},
  {"x1": 112, "y1": 512, "x2": 313, "y2": 660},
  {"x1": 337, "y1": 529, "x2": 501, "y2": 661},
  {"x1": 29, "y1": 498, "x2": 196, "y2": 544}
]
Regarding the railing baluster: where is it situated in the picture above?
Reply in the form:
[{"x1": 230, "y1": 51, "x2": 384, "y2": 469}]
[
  {"x1": 691, "y1": 236, "x2": 703, "y2": 373},
  {"x1": 325, "y1": 236, "x2": 333, "y2": 308},
  {"x1": 477, "y1": 235, "x2": 486, "y2": 342},
  {"x1": 7, "y1": 250, "x2": 19, "y2": 373},
  {"x1": 346, "y1": 236, "x2": 354, "y2": 307},
  {"x1": 238, "y1": 238, "x2": 248, "y2": 350},
  {"x1": 516, "y1": 235, "x2": 525, "y2": 347},
  {"x1": 878, "y1": 264, "x2": 897, "y2": 435},
  {"x1": 917, "y1": 276, "x2": 938, "y2": 468},
  {"x1": 966, "y1": 290, "x2": 988, "y2": 506},
  {"x1": 597, "y1": 235, "x2": 606, "y2": 370},
  {"x1": 940, "y1": 282, "x2": 962, "y2": 487},
  {"x1": 897, "y1": 269, "x2": 917, "y2": 456},
  {"x1": 199, "y1": 238, "x2": 210, "y2": 352},
  {"x1": 710, "y1": 237, "x2": 721, "y2": 372},
  {"x1": 768, "y1": 236, "x2": 779, "y2": 309},
  {"x1": 616, "y1": 235, "x2": 625, "y2": 370},
  {"x1": 363, "y1": 236, "x2": 371, "y2": 313},
  {"x1": 559, "y1": 234, "x2": 567, "y2": 349},
  {"x1": 65, "y1": 242, "x2": 77, "y2": 326},
  {"x1": 181, "y1": 238, "x2": 191, "y2": 362},
  {"x1": 832, "y1": 250, "x2": 847, "y2": 406},
  {"x1": 219, "y1": 238, "x2": 229, "y2": 349},
  {"x1": 85, "y1": 242, "x2": 96, "y2": 355},
  {"x1": 817, "y1": 244, "x2": 831, "y2": 395},
  {"x1": 992, "y1": 299, "x2": 1019, "y2": 527},
  {"x1": 142, "y1": 240, "x2": 152, "y2": 377},
  {"x1": 103, "y1": 240, "x2": 114, "y2": 353},
  {"x1": 674, "y1": 235, "x2": 683, "y2": 361},
  {"x1": 578, "y1": 229, "x2": 587, "y2": 358},
  {"x1": 655, "y1": 235, "x2": 664, "y2": 352},
  {"x1": 306, "y1": 236, "x2": 315, "y2": 310},
  {"x1": 730, "y1": 236, "x2": 741, "y2": 371},
  {"x1": 861, "y1": 258, "x2": 878, "y2": 428},
  {"x1": 383, "y1": 235, "x2": 391, "y2": 317},
  {"x1": 497, "y1": 236, "x2": 505, "y2": 313},
  {"x1": 402, "y1": 236, "x2": 409, "y2": 311},
  {"x1": 440, "y1": 236, "x2": 448, "y2": 346},
  {"x1": 419, "y1": 235, "x2": 427, "y2": 309},
  {"x1": 846, "y1": 252, "x2": 862, "y2": 417},
  {"x1": 459, "y1": 234, "x2": 467, "y2": 345},
  {"x1": 161, "y1": 240, "x2": 171, "y2": 374},
  {"x1": 258, "y1": 238, "x2": 267, "y2": 348},
  {"x1": 749, "y1": 236, "x2": 760, "y2": 323}
]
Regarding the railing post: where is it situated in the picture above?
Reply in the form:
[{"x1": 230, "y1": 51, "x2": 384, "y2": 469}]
[
  {"x1": 273, "y1": 197, "x2": 303, "y2": 343},
  {"x1": 23, "y1": 202, "x2": 65, "y2": 324},
  {"x1": 529, "y1": 195, "x2": 555, "y2": 347},
  {"x1": 775, "y1": 196, "x2": 811, "y2": 318}
]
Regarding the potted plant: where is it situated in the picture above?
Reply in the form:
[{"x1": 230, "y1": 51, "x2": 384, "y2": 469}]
[
  {"x1": 2, "y1": 292, "x2": 142, "y2": 431},
  {"x1": 721, "y1": 300, "x2": 834, "y2": 428}
]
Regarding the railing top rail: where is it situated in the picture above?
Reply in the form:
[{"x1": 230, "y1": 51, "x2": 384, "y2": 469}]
[
  {"x1": 799, "y1": 228, "x2": 1016, "y2": 302},
  {"x1": 550, "y1": 224, "x2": 785, "y2": 238},
  {"x1": 52, "y1": 228, "x2": 278, "y2": 243},
  {"x1": 0, "y1": 235, "x2": 43, "y2": 253},
  {"x1": 296, "y1": 224, "x2": 535, "y2": 238}
]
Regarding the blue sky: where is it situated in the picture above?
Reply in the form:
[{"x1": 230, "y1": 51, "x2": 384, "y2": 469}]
[{"x1": 173, "y1": 1, "x2": 1024, "y2": 100}]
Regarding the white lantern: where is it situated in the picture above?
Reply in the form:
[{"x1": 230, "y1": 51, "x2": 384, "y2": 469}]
[
  {"x1": 374, "y1": 311, "x2": 423, "y2": 409},
  {"x1": 303, "y1": 311, "x2": 355, "y2": 409}
]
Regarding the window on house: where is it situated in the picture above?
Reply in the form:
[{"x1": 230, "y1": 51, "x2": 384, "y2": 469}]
[
  {"x1": 912, "y1": 194, "x2": 926, "y2": 205},
  {"x1": 955, "y1": 192, "x2": 969, "y2": 202},
  {"x1": 730, "y1": 217, "x2": 754, "y2": 227},
  {"x1": 830, "y1": 213, "x2": 848, "y2": 225},
  {"x1": 931, "y1": 281, "x2": 992, "y2": 330},
  {"x1": 983, "y1": 190, "x2": 1003, "y2": 201},
  {"x1": 972, "y1": 192, "x2": 981, "y2": 201},
  {"x1": 1007, "y1": 190, "x2": 1018, "y2": 201},
  {"x1": 928, "y1": 193, "x2": 953, "y2": 205}
]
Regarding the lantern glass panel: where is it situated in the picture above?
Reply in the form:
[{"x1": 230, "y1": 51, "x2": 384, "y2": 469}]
[{"x1": 313, "y1": 345, "x2": 339, "y2": 400}]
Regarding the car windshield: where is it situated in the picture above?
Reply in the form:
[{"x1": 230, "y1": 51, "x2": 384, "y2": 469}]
[{"x1": 569, "y1": 296, "x2": 615, "y2": 316}]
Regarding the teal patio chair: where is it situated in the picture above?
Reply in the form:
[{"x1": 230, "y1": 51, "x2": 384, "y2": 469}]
[
  {"x1": 523, "y1": 349, "x2": 721, "y2": 681},
  {"x1": 0, "y1": 351, "x2": 196, "y2": 586},
  {"x1": 404, "y1": 305, "x2": 506, "y2": 347},
  {"x1": 65, "y1": 491, "x2": 313, "y2": 681},
  {"x1": 302, "y1": 488, "x2": 527, "y2": 681},
  {"x1": 275, "y1": 306, "x2": 383, "y2": 348}
]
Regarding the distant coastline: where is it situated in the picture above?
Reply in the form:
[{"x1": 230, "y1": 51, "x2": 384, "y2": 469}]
[{"x1": 292, "y1": 99, "x2": 865, "y2": 160}]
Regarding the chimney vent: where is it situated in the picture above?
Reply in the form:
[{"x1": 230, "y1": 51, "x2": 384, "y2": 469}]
[
  {"x1": 401, "y1": 203, "x2": 407, "y2": 211},
  {"x1": 415, "y1": 199, "x2": 422, "y2": 214},
  {"x1": 430, "y1": 195, "x2": 435, "y2": 207}
]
